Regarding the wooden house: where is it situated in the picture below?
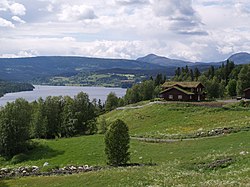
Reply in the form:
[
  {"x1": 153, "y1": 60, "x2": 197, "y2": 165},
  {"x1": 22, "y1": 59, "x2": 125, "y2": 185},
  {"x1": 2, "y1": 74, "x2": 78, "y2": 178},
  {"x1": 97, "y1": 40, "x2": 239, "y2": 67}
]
[
  {"x1": 160, "y1": 82, "x2": 205, "y2": 101},
  {"x1": 244, "y1": 88, "x2": 250, "y2": 99}
]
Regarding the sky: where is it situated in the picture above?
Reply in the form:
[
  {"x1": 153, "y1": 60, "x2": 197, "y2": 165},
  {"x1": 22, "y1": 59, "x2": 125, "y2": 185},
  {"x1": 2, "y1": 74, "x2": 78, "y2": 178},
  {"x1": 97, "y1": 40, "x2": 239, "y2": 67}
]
[{"x1": 0, "y1": 0, "x2": 250, "y2": 62}]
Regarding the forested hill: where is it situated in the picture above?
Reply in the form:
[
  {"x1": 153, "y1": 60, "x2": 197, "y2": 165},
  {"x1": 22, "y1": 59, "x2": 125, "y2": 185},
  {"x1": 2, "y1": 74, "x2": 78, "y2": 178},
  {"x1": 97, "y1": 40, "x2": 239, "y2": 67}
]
[
  {"x1": 0, "y1": 56, "x2": 164, "y2": 81},
  {"x1": 0, "y1": 53, "x2": 249, "y2": 82},
  {"x1": 0, "y1": 80, "x2": 34, "y2": 97}
]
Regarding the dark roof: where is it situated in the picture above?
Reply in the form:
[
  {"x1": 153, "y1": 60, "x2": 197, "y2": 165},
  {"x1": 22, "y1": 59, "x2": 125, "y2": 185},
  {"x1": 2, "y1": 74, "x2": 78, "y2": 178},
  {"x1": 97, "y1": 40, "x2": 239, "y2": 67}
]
[
  {"x1": 160, "y1": 86, "x2": 194, "y2": 95},
  {"x1": 244, "y1": 88, "x2": 250, "y2": 92},
  {"x1": 162, "y1": 81, "x2": 203, "y2": 88}
]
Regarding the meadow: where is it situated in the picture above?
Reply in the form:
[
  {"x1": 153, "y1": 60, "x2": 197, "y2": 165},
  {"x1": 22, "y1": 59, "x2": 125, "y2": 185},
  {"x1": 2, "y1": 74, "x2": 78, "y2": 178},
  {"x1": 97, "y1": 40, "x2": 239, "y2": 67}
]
[
  {"x1": 103, "y1": 102, "x2": 250, "y2": 139},
  {"x1": 1, "y1": 103, "x2": 250, "y2": 186}
]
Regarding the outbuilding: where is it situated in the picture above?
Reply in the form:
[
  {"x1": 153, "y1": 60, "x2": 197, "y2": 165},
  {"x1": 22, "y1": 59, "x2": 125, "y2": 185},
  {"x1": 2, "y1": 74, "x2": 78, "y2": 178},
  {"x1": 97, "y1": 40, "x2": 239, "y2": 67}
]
[{"x1": 244, "y1": 88, "x2": 250, "y2": 99}]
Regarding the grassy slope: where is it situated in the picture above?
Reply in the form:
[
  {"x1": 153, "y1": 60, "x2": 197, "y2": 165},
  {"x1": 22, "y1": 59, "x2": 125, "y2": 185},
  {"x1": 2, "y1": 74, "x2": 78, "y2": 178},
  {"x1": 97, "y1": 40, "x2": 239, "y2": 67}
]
[
  {"x1": 1, "y1": 132, "x2": 250, "y2": 186},
  {"x1": 103, "y1": 103, "x2": 250, "y2": 138},
  {"x1": 1, "y1": 103, "x2": 250, "y2": 186}
]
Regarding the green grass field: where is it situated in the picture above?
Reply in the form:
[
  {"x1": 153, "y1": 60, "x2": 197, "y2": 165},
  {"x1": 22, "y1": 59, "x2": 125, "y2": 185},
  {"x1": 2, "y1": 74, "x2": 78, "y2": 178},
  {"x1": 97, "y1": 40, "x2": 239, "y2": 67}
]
[
  {"x1": 103, "y1": 103, "x2": 250, "y2": 138},
  {"x1": 1, "y1": 103, "x2": 250, "y2": 186}
]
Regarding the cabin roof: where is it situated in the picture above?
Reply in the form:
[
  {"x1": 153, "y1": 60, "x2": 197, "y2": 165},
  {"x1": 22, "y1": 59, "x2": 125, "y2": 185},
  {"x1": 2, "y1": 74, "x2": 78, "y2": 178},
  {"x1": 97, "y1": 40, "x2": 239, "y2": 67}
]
[
  {"x1": 244, "y1": 88, "x2": 250, "y2": 92},
  {"x1": 162, "y1": 81, "x2": 203, "y2": 88},
  {"x1": 160, "y1": 86, "x2": 195, "y2": 95}
]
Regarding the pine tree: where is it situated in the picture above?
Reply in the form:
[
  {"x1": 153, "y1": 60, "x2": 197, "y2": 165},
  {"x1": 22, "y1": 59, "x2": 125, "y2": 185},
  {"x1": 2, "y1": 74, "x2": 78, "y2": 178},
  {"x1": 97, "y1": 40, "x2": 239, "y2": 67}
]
[{"x1": 105, "y1": 119, "x2": 130, "y2": 166}]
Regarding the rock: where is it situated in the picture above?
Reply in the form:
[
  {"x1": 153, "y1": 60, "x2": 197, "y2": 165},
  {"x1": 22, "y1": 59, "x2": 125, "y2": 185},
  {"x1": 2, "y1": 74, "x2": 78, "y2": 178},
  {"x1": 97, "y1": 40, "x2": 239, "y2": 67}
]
[{"x1": 43, "y1": 162, "x2": 49, "y2": 167}]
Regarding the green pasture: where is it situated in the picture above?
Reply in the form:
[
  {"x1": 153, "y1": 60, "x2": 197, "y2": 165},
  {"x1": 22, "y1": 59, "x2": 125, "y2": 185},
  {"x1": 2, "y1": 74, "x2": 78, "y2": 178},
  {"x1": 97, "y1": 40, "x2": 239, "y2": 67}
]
[{"x1": 103, "y1": 103, "x2": 250, "y2": 138}]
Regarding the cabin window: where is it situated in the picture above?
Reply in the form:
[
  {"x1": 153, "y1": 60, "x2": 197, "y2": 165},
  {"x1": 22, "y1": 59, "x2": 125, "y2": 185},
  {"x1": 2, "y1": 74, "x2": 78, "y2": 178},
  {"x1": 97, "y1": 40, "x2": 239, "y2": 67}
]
[
  {"x1": 169, "y1": 95, "x2": 173, "y2": 99},
  {"x1": 190, "y1": 95, "x2": 192, "y2": 100},
  {"x1": 178, "y1": 95, "x2": 182, "y2": 100}
]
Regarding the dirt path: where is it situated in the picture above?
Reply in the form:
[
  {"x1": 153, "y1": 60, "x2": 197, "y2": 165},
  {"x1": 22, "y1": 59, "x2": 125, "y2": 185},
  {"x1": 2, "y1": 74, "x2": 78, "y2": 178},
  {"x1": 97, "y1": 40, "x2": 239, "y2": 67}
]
[
  {"x1": 116, "y1": 100, "x2": 232, "y2": 110},
  {"x1": 130, "y1": 134, "x2": 225, "y2": 143}
]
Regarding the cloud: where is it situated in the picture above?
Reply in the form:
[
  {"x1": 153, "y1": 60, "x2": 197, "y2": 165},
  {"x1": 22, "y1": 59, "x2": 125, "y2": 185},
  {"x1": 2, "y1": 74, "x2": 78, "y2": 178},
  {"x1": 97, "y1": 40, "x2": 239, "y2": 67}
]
[
  {"x1": 115, "y1": 0, "x2": 149, "y2": 5},
  {"x1": 57, "y1": 4, "x2": 97, "y2": 21},
  {"x1": 46, "y1": 4, "x2": 54, "y2": 12},
  {"x1": 235, "y1": 2, "x2": 250, "y2": 16},
  {"x1": 0, "y1": 17, "x2": 15, "y2": 28},
  {"x1": 12, "y1": 16, "x2": 26, "y2": 24},
  {"x1": 0, "y1": 50, "x2": 38, "y2": 58},
  {"x1": 152, "y1": 0, "x2": 207, "y2": 35},
  {"x1": 0, "y1": 0, "x2": 250, "y2": 62},
  {"x1": 9, "y1": 3, "x2": 26, "y2": 15}
]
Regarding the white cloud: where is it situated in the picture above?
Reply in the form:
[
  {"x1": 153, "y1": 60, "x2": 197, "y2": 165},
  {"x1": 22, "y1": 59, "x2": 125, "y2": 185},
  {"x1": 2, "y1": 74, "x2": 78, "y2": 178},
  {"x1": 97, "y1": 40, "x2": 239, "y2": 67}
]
[
  {"x1": 0, "y1": 50, "x2": 38, "y2": 58},
  {"x1": 57, "y1": 4, "x2": 97, "y2": 21},
  {"x1": 9, "y1": 3, "x2": 26, "y2": 15},
  {"x1": 115, "y1": 0, "x2": 149, "y2": 5},
  {"x1": 0, "y1": 17, "x2": 15, "y2": 28},
  {"x1": 0, "y1": 0, "x2": 250, "y2": 62},
  {"x1": 152, "y1": 0, "x2": 207, "y2": 35},
  {"x1": 12, "y1": 16, "x2": 26, "y2": 24},
  {"x1": 46, "y1": 4, "x2": 54, "y2": 12}
]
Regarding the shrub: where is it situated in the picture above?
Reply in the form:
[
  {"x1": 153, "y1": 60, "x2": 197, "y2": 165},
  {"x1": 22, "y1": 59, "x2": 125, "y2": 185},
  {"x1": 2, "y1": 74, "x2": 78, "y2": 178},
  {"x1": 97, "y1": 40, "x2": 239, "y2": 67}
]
[
  {"x1": 105, "y1": 119, "x2": 130, "y2": 166},
  {"x1": 10, "y1": 153, "x2": 28, "y2": 164}
]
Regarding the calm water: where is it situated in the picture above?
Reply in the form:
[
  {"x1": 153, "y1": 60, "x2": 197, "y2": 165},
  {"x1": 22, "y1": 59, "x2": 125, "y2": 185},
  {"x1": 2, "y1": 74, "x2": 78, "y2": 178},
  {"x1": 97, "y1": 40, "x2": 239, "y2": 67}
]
[{"x1": 0, "y1": 85, "x2": 127, "y2": 106}]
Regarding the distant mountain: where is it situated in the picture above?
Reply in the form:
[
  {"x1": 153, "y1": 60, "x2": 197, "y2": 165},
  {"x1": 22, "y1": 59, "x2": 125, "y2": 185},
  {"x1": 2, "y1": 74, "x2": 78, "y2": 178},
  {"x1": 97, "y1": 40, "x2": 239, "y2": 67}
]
[
  {"x1": 137, "y1": 52, "x2": 250, "y2": 68},
  {"x1": 137, "y1": 54, "x2": 192, "y2": 67},
  {"x1": 0, "y1": 52, "x2": 249, "y2": 82},
  {"x1": 228, "y1": 52, "x2": 250, "y2": 64},
  {"x1": 0, "y1": 56, "x2": 164, "y2": 81}
]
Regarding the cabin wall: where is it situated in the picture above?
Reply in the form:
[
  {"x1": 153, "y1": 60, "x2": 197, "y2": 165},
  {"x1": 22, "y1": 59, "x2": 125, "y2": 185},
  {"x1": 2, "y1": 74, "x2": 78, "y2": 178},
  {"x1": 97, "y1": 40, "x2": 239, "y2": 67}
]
[
  {"x1": 160, "y1": 89, "x2": 193, "y2": 101},
  {"x1": 244, "y1": 89, "x2": 250, "y2": 99}
]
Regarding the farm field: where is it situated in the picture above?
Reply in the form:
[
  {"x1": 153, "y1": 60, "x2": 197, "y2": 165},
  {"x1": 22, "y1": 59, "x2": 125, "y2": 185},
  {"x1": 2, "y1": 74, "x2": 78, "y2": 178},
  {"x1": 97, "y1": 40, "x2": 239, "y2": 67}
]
[{"x1": 1, "y1": 103, "x2": 250, "y2": 186}]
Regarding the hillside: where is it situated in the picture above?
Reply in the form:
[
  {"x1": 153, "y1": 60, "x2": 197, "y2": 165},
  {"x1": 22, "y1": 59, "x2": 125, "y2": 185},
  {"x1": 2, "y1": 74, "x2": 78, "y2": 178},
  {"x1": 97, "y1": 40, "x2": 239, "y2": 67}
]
[
  {"x1": 0, "y1": 80, "x2": 34, "y2": 97},
  {"x1": 0, "y1": 56, "x2": 164, "y2": 81},
  {"x1": 1, "y1": 103, "x2": 250, "y2": 186},
  {"x1": 228, "y1": 52, "x2": 250, "y2": 64},
  {"x1": 137, "y1": 52, "x2": 250, "y2": 68},
  {"x1": 0, "y1": 52, "x2": 249, "y2": 83},
  {"x1": 137, "y1": 54, "x2": 192, "y2": 67},
  {"x1": 102, "y1": 102, "x2": 250, "y2": 139}
]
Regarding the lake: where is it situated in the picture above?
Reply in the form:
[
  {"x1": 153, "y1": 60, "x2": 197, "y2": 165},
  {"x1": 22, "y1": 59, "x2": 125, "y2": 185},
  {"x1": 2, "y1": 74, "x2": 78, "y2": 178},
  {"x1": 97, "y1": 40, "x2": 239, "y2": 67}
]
[{"x1": 0, "y1": 85, "x2": 127, "y2": 106}]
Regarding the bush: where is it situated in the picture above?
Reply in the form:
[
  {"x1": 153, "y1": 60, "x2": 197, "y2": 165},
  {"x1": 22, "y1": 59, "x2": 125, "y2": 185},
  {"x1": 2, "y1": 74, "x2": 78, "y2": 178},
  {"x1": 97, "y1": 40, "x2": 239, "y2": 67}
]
[
  {"x1": 11, "y1": 153, "x2": 28, "y2": 164},
  {"x1": 105, "y1": 119, "x2": 130, "y2": 166}
]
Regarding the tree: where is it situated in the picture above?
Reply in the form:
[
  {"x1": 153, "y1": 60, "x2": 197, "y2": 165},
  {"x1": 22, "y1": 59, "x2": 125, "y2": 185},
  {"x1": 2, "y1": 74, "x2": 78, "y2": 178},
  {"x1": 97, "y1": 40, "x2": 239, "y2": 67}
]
[
  {"x1": 237, "y1": 65, "x2": 250, "y2": 95},
  {"x1": 61, "y1": 96, "x2": 77, "y2": 137},
  {"x1": 105, "y1": 119, "x2": 130, "y2": 166},
  {"x1": 205, "y1": 77, "x2": 222, "y2": 99},
  {"x1": 154, "y1": 74, "x2": 164, "y2": 86},
  {"x1": 105, "y1": 92, "x2": 119, "y2": 111},
  {"x1": 43, "y1": 96, "x2": 63, "y2": 139},
  {"x1": 31, "y1": 98, "x2": 47, "y2": 138},
  {"x1": 0, "y1": 98, "x2": 31, "y2": 157},
  {"x1": 194, "y1": 67, "x2": 201, "y2": 81},
  {"x1": 73, "y1": 92, "x2": 97, "y2": 134},
  {"x1": 227, "y1": 79, "x2": 237, "y2": 97},
  {"x1": 98, "y1": 117, "x2": 108, "y2": 134},
  {"x1": 141, "y1": 80, "x2": 155, "y2": 100}
]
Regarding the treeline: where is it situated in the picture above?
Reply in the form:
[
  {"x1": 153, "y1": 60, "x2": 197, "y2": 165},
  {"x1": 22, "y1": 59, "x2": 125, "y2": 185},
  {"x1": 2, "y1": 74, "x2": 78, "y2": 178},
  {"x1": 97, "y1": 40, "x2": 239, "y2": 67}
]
[
  {"x1": 0, "y1": 80, "x2": 34, "y2": 97},
  {"x1": 0, "y1": 92, "x2": 99, "y2": 157},
  {"x1": 173, "y1": 61, "x2": 250, "y2": 98},
  {"x1": 105, "y1": 75, "x2": 165, "y2": 109}
]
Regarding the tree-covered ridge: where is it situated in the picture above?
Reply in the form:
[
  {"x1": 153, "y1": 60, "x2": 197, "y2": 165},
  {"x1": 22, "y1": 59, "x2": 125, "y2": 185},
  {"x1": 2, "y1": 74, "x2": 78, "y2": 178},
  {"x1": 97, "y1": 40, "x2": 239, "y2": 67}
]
[
  {"x1": 0, "y1": 80, "x2": 34, "y2": 97},
  {"x1": 173, "y1": 61, "x2": 250, "y2": 99}
]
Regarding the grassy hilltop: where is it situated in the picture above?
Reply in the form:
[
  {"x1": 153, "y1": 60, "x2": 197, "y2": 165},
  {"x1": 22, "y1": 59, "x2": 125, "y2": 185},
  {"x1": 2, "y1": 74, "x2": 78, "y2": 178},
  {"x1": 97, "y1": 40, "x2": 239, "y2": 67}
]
[{"x1": 1, "y1": 102, "x2": 250, "y2": 186}]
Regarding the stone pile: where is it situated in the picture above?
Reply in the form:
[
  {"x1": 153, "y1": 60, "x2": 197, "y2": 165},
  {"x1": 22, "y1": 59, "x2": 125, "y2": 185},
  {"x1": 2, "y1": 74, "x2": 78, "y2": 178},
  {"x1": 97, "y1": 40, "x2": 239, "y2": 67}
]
[{"x1": 0, "y1": 165, "x2": 101, "y2": 179}]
